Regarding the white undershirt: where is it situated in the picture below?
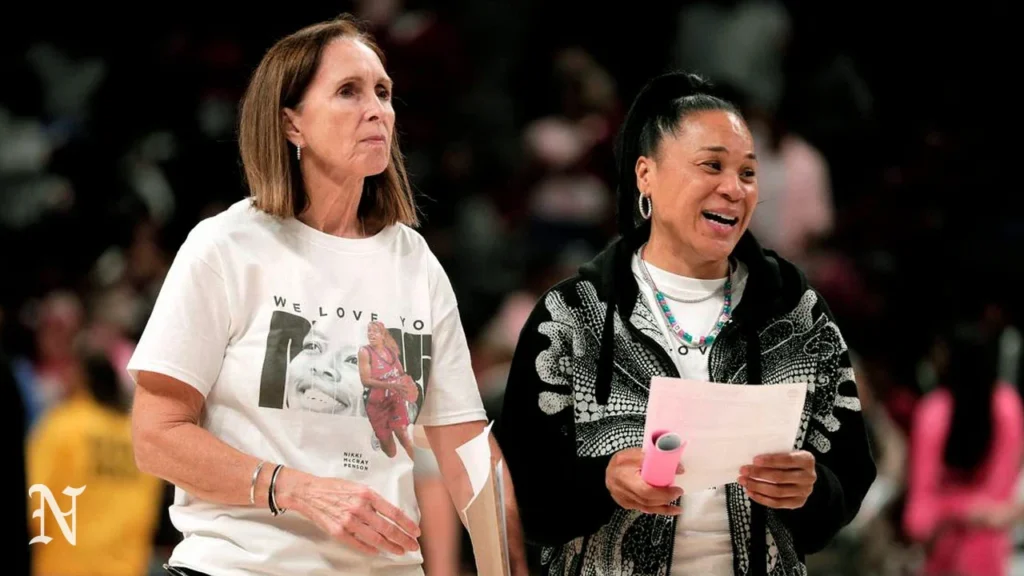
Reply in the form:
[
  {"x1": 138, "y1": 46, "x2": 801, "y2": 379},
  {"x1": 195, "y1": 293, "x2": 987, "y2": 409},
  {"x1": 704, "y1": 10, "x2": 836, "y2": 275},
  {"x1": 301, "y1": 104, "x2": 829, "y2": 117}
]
[{"x1": 631, "y1": 253, "x2": 749, "y2": 576}]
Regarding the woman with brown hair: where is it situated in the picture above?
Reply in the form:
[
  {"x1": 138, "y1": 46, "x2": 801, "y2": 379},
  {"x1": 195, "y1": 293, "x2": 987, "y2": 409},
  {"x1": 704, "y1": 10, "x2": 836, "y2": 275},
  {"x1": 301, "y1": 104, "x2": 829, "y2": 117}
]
[{"x1": 128, "y1": 14, "x2": 525, "y2": 576}]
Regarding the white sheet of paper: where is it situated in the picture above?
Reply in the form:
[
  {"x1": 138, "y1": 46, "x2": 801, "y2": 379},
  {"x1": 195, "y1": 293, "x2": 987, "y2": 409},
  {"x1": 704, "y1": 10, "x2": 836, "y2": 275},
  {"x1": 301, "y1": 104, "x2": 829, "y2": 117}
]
[
  {"x1": 456, "y1": 421, "x2": 495, "y2": 500},
  {"x1": 643, "y1": 377, "x2": 808, "y2": 493}
]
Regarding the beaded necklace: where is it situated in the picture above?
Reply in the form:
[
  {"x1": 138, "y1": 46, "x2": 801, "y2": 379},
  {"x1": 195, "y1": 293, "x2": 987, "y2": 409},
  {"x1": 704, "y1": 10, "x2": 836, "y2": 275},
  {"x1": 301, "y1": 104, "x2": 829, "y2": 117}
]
[{"x1": 637, "y1": 243, "x2": 733, "y2": 348}]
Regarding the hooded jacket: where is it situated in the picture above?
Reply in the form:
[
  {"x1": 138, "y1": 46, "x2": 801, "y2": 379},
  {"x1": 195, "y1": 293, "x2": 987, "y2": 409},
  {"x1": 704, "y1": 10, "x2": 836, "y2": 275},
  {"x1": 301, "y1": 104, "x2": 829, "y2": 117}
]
[{"x1": 497, "y1": 227, "x2": 876, "y2": 576}]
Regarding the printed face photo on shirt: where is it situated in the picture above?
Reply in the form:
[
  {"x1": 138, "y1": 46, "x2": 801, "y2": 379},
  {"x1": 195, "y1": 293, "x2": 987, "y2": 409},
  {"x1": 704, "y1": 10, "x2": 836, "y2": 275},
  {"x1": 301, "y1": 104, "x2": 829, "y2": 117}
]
[
  {"x1": 258, "y1": 306, "x2": 433, "y2": 424},
  {"x1": 283, "y1": 326, "x2": 364, "y2": 415}
]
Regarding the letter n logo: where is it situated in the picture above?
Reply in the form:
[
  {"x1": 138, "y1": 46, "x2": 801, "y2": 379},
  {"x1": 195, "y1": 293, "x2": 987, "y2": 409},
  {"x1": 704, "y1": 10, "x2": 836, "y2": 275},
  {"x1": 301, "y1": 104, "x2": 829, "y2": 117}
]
[{"x1": 28, "y1": 484, "x2": 86, "y2": 546}]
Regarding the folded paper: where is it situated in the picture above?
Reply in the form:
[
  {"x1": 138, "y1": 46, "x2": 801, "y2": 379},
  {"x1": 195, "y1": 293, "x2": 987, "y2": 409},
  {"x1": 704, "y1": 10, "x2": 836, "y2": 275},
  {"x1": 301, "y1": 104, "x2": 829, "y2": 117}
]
[{"x1": 455, "y1": 422, "x2": 511, "y2": 576}]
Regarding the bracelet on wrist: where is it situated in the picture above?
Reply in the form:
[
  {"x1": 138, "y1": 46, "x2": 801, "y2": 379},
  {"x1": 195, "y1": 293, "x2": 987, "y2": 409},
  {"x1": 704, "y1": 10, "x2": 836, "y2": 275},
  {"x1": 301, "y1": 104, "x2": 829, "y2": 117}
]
[
  {"x1": 269, "y1": 464, "x2": 287, "y2": 516},
  {"x1": 249, "y1": 461, "x2": 266, "y2": 505}
]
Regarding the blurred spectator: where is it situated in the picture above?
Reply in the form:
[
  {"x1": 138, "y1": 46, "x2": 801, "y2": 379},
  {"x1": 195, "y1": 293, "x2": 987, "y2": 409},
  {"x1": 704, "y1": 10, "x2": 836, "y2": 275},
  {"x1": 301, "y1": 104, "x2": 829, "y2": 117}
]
[
  {"x1": 980, "y1": 301, "x2": 1023, "y2": 389},
  {"x1": 742, "y1": 98, "x2": 834, "y2": 269},
  {"x1": 27, "y1": 350, "x2": 163, "y2": 576},
  {"x1": 81, "y1": 285, "x2": 139, "y2": 396},
  {"x1": 520, "y1": 46, "x2": 620, "y2": 258},
  {"x1": 904, "y1": 326, "x2": 1024, "y2": 576},
  {"x1": 12, "y1": 290, "x2": 87, "y2": 429}
]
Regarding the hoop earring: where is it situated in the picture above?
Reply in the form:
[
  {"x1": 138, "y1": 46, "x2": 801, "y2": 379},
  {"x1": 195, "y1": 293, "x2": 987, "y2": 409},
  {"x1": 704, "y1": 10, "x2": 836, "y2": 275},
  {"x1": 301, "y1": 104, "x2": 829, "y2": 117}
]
[
  {"x1": 296, "y1": 145, "x2": 302, "y2": 161},
  {"x1": 638, "y1": 194, "x2": 652, "y2": 220}
]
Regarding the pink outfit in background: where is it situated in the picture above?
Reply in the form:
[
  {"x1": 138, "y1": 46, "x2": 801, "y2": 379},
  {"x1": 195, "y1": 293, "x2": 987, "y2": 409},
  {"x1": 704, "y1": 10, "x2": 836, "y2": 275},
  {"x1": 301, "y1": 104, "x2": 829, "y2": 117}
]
[
  {"x1": 904, "y1": 384, "x2": 1024, "y2": 576},
  {"x1": 747, "y1": 130, "x2": 833, "y2": 264}
]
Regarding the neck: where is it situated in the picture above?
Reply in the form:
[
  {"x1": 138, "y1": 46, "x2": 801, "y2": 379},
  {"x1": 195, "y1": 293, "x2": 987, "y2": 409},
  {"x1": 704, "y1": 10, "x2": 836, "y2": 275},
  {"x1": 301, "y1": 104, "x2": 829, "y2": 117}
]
[
  {"x1": 643, "y1": 232, "x2": 728, "y2": 279},
  {"x1": 298, "y1": 167, "x2": 366, "y2": 238}
]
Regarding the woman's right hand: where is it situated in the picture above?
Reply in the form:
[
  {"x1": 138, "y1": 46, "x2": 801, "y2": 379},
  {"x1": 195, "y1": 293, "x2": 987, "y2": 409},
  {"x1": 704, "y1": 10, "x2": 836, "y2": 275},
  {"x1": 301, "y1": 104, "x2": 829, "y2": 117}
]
[
  {"x1": 605, "y1": 448, "x2": 684, "y2": 515},
  {"x1": 277, "y1": 468, "x2": 421, "y2": 555}
]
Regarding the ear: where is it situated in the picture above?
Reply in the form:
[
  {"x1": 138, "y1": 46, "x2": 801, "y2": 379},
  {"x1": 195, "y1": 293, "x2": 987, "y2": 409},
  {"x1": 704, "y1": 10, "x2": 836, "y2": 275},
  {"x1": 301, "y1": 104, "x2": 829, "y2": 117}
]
[
  {"x1": 635, "y1": 155, "x2": 655, "y2": 195},
  {"x1": 281, "y1": 108, "x2": 304, "y2": 148}
]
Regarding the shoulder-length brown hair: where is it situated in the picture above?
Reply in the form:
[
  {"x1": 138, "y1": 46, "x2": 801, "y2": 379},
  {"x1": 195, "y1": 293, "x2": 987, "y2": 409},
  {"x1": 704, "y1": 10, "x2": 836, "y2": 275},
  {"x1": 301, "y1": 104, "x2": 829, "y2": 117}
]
[{"x1": 238, "y1": 14, "x2": 418, "y2": 229}]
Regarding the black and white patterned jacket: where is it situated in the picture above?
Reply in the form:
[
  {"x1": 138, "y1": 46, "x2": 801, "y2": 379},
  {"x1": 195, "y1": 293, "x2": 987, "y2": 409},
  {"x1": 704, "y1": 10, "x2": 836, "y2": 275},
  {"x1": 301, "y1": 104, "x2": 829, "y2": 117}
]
[{"x1": 497, "y1": 231, "x2": 876, "y2": 576}]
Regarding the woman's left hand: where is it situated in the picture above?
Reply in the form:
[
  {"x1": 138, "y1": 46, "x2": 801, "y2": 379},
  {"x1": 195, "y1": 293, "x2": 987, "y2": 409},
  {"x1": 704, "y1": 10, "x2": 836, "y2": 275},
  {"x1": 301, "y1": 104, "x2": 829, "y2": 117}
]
[{"x1": 738, "y1": 451, "x2": 817, "y2": 509}]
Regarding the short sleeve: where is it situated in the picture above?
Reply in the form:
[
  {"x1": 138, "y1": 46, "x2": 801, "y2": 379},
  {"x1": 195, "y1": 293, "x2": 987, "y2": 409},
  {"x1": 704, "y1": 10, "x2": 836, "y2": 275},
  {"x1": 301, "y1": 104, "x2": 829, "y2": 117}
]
[
  {"x1": 416, "y1": 257, "x2": 487, "y2": 427},
  {"x1": 126, "y1": 223, "x2": 231, "y2": 397}
]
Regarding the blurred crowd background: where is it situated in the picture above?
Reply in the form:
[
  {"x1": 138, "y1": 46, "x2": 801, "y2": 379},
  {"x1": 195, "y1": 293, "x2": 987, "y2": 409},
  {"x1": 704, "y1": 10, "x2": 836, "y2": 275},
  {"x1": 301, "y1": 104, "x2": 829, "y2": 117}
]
[{"x1": 3, "y1": 1, "x2": 1018, "y2": 575}]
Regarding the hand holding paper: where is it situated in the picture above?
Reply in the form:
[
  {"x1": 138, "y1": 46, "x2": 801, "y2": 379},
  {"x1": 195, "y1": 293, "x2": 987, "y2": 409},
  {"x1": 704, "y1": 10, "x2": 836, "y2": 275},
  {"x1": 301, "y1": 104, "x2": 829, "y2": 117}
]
[
  {"x1": 738, "y1": 450, "x2": 817, "y2": 509},
  {"x1": 642, "y1": 377, "x2": 808, "y2": 493}
]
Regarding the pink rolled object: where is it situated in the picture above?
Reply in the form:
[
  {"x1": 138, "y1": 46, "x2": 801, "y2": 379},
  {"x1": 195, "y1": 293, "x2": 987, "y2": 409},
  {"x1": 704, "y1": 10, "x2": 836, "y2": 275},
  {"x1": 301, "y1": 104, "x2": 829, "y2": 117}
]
[{"x1": 641, "y1": 430, "x2": 686, "y2": 487}]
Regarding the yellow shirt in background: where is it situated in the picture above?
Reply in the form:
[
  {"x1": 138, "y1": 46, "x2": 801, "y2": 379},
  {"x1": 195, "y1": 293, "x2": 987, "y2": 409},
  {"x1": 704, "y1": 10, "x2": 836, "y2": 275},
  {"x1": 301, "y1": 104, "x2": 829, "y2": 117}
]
[{"x1": 27, "y1": 393, "x2": 163, "y2": 576}]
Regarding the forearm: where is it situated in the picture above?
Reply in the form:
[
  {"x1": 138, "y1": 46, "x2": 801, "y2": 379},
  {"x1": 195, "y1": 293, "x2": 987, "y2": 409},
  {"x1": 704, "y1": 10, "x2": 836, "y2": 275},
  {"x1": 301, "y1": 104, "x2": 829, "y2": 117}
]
[
  {"x1": 135, "y1": 421, "x2": 281, "y2": 508},
  {"x1": 425, "y1": 421, "x2": 485, "y2": 513},
  {"x1": 132, "y1": 372, "x2": 315, "y2": 514},
  {"x1": 362, "y1": 379, "x2": 398, "y2": 390}
]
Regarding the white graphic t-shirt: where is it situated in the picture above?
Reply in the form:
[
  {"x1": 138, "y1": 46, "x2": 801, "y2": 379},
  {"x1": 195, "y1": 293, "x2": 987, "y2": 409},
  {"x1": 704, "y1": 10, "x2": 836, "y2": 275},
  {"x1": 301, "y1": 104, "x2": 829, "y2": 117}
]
[
  {"x1": 127, "y1": 200, "x2": 487, "y2": 576},
  {"x1": 632, "y1": 253, "x2": 749, "y2": 576}
]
